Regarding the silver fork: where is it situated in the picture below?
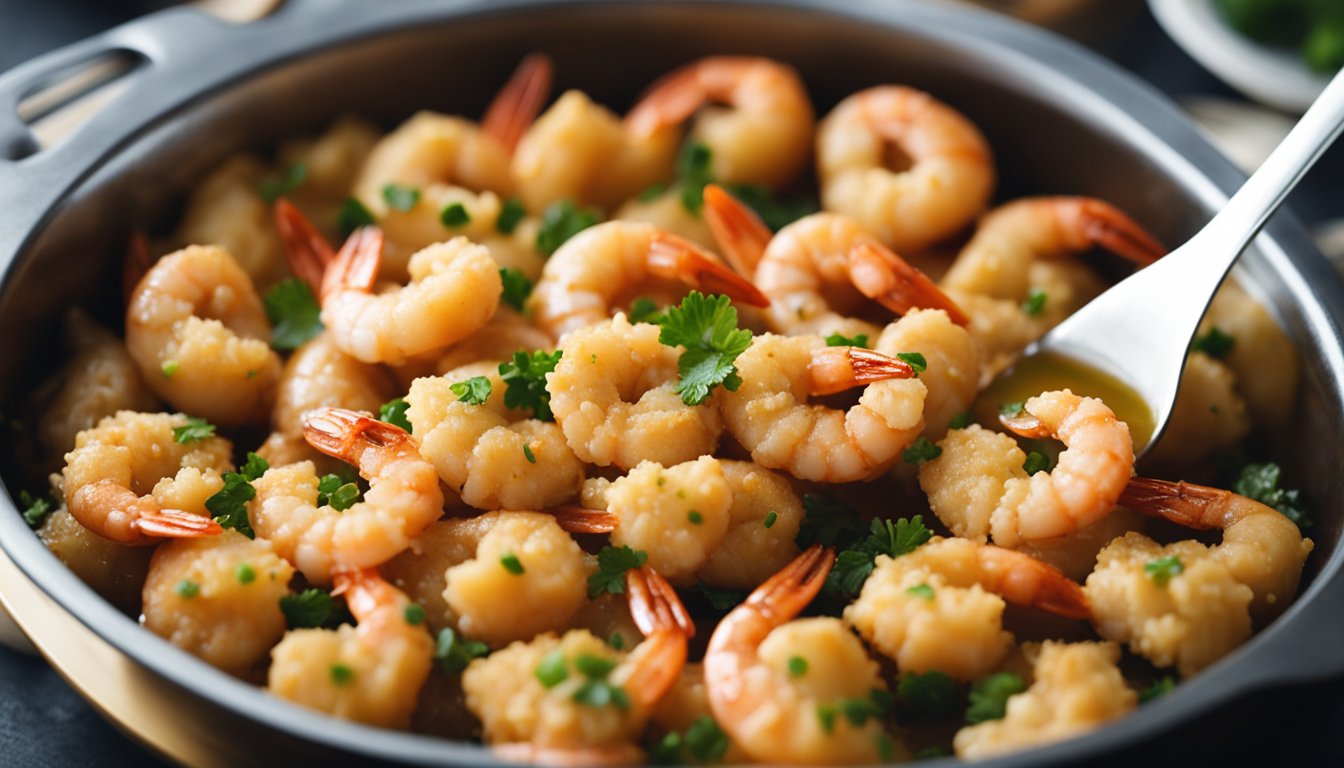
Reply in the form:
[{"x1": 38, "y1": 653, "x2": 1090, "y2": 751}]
[{"x1": 991, "y1": 68, "x2": 1344, "y2": 456}]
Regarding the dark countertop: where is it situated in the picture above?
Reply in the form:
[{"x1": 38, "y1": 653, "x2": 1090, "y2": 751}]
[{"x1": 1, "y1": 1, "x2": 1341, "y2": 766}]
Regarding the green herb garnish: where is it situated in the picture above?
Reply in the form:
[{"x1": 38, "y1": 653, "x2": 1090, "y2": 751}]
[
  {"x1": 336, "y1": 197, "x2": 376, "y2": 237},
  {"x1": 496, "y1": 197, "x2": 527, "y2": 234},
  {"x1": 655, "y1": 291, "x2": 753, "y2": 406},
  {"x1": 439, "y1": 202, "x2": 471, "y2": 228},
  {"x1": 317, "y1": 474, "x2": 361, "y2": 511},
  {"x1": 902, "y1": 436, "x2": 942, "y2": 464},
  {"x1": 379, "y1": 397, "x2": 412, "y2": 433},
  {"x1": 450, "y1": 376, "x2": 492, "y2": 405},
  {"x1": 1022, "y1": 289, "x2": 1047, "y2": 316},
  {"x1": 1145, "y1": 555, "x2": 1184, "y2": 586},
  {"x1": 435, "y1": 628, "x2": 489, "y2": 674},
  {"x1": 1192, "y1": 327, "x2": 1236, "y2": 359},
  {"x1": 258, "y1": 163, "x2": 307, "y2": 203},
  {"x1": 825, "y1": 332, "x2": 869, "y2": 348},
  {"x1": 587, "y1": 545, "x2": 648, "y2": 598},
  {"x1": 382, "y1": 183, "x2": 421, "y2": 212},
  {"x1": 280, "y1": 588, "x2": 335, "y2": 629},
  {"x1": 499, "y1": 267, "x2": 534, "y2": 312},
  {"x1": 264, "y1": 277, "x2": 324, "y2": 351},
  {"x1": 173, "y1": 416, "x2": 215, "y2": 444},
  {"x1": 965, "y1": 672, "x2": 1026, "y2": 723},
  {"x1": 536, "y1": 199, "x2": 601, "y2": 256},
  {"x1": 499, "y1": 349, "x2": 563, "y2": 421},
  {"x1": 1233, "y1": 462, "x2": 1310, "y2": 528}
]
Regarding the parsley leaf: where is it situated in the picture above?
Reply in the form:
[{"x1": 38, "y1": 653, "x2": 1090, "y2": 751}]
[
  {"x1": 587, "y1": 545, "x2": 648, "y2": 598},
  {"x1": 897, "y1": 352, "x2": 927, "y2": 374},
  {"x1": 499, "y1": 349, "x2": 563, "y2": 421},
  {"x1": 1021, "y1": 288, "x2": 1047, "y2": 316},
  {"x1": 435, "y1": 628, "x2": 489, "y2": 674},
  {"x1": 827, "y1": 516, "x2": 933, "y2": 598},
  {"x1": 440, "y1": 202, "x2": 471, "y2": 228},
  {"x1": 1233, "y1": 462, "x2": 1310, "y2": 528},
  {"x1": 825, "y1": 332, "x2": 869, "y2": 348},
  {"x1": 675, "y1": 141, "x2": 716, "y2": 213},
  {"x1": 258, "y1": 163, "x2": 307, "y2": 203},
  {"x1": 173, "y1": 416, "x2": 216, "y2": 444},
  {"x1": 205, "y1": 471, "x2": 257, "y2": 539},
  {"x1": 656, "y1": 292, "x2": 754, "y2": 406},
  {"x1": 536, "y1": 199, "x2": 601, "y2": 256},
  {"x1": 239, "y1": 451, "x2": 269, "y2": 481},
  {"x1": 1192, "y1": 327, "x2": 1235, "y2": 359},
  {"x1": 683, "y1": 716, "x2": 731, "y2": 763},
  {"x1": 628, "y1": 297, "x2": 665, "y2": 325},
  {"x1": 695, "y1": 581, "x2": 746, "y2": 611},
  {"x1": 264, "y1": 277, "x2": 324, "y2": 351},
  {"x1": 573, "y1": 678, "x2": 631, "y2": 710},
  {"x1": 1023, "y1": 451, "x2": 1051, "y2": 475},
  {"x1": 1000, "y1": 401, "x2": 1025, "y2": 417},
  {"x1": 1145, "y1": 555, "x2": 1184, "y2": 586},
  {"x1": 638, "y1": 182, "x2": 669, "y2": 202},
  {"x1": 499, "y1": 267, "x2": 534, "y2": 312},
  {"x1": 379, "y1": 397, "x2": 412, "y2": 433},
  {"x1": 535, "y1": 649, "x2": 568, "y2": 687},
  {"x1": 381, "y1": 183, "x2": 421, "y2": 212},
  {"x1": 1139, "y1": 676, "x2": 1176, "y2": 704},
  {"x1": 902, "y1": 436, "x2": 942, "y2": 463},
  {"x1": 965, "y1": 672, "x2": 1026, "y2": 723},
  {"x1": 501, "y1": 553, "x2": 525, "y2": 574},
  {"x1": 316, "y1": 474, "x2": 361, "y2": 511},
  {"x1": 796, "y1": 493, "x2": 867, "y2": 549},
  {"x1": 280, "y1": 588, "x2": 335, "y2": 629},
  {"x1": 722, "y1": 183, "x2": 818, "y2": 232},
  {"x1": 907, "y1": 583, "x2": 935, "y2": 600},
  {"x1": 19, "y1": 490, "x2": 54, "y2": 529},
  {"x1": 496, "y1": 197, "x2": 527, "y2": 234},
  {"x1": 897, "y1": 670, "x2": 960, "y2": 718},
  {"x1": 450, "y1": 376, "x2": 492, "y2": 405},
  {"x1": 336, "y1": 197, "x2": 376, "y2": 237},
  {"x1": 949, "y1": 411, "x2": 974, "y2": 430}
]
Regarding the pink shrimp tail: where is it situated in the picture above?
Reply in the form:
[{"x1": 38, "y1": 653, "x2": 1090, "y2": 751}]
[
  {"x1": 321, "y1": 226, "x2": 384, "y2": 301},
  {"x1": 274, "y1": 198, "x2": 336, "y2": 296},
  {"x1": 848, "y1": 241, "x2": 969, "y2": 326},
  {"x1": 703, "y1": 183, "x2": 772, "y2": 276},
  {"x1": 481, "y1": 52, "x2": 554, "y2": 155},
  {"x1": 547, "y1": 504, "x2": 619, "y2": 534},
  {"x1": 135, "y1": 508, "x2": 223, "y2": 538}
]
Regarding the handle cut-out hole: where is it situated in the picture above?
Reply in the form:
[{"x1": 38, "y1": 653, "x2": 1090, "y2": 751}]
[{"x1": 15, "y1": 50, "x2": 145, "y2": 154}]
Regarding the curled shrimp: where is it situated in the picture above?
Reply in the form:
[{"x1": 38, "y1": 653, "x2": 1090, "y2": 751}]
[
  {"x1": 1120, "y1": 477, "x2": 1313, "y2": 621},
  {"x1": 844, "y1": 537, "x2": 1089, "y2": 682},
  {"x1": 268, "y1": 568, "x2": 434, "y2": 728},
  {"x1": 703, "y1": 186, "x2": 968, "y2": 338},
  {"x1": 719, "y1": 335, "x2": 926, "y2": 482},
  {"x1": 816, "y1": 85, "x2": 995, "y2": 253},
  {"x1": 465, "y1": 566, "x2": 695, "y2": 765},
  {"x1": 318, "y1": 227, "x2": 501, "y2": 365},
  {"x1": 62, "y1": 411, "x2": 230, "y2": 545},
  {"x1": 705, "y1": 546, "x2": 899, "y2": 764},
  {"x1": 173, "y1": 155, "x2": 289, "y2": 291},
  {"x1": 546, "y1": 314, "x2": 727, "y2": 470},
  {"x1": 528, "y1": 220, "x2": 767, "y2": 340},
  {"x1": 988, "y1": 390, "x2": 1135, "y2": 546},
  {"x1": 125, "y1": 245, "x2": 282, "y2": 426},
  {"x1": 873, "y1": 308, "x2": 980, "y2": 440},
  {"x1": 626, "y1": 56, "x2": 814, "y2": 190},
  {"x1": 433, "y1": 308, "x2": 553, "y2": 373},
  {"x1": 407, "y1": 363, "x2": 585, "y2": 510},
  {"x1": 249, "y1": 407, "x2": 443, "y2": 585}
]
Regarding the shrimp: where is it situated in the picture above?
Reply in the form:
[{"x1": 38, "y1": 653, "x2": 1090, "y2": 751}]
[
  {"x1": 174, "y1": 155, "x2": 289, "y2": 291},
  {"x1": 256, "y1": 331, "x2": 399, "y2": 473},
  {"x1": 816, "y1": 85, "x2": 995, "y2": 253},
  {"x1": 1119, "y1": 477, "x2": 1313, "y2": 621},
  {"x1": 989, "y1": 390, "x2": 1134, "y2": 546},
  {"x1": 268, "y1": 568, "x2": 434, "y2": 728},
  {"x1": 61, "y1": 411, "x2": 230, "y2": 545},
  {"x1": 705, "y1": 546, "x2": 900, "y2": 764},
  {"x1": 125, "y1": 245, "x2": 283, "y2": 426},
  {"x1": 464, "y1": 566, "x2": 694, "y2": 765},
  {"x1": 528, "y1": 221, "x2": 767, "y2": 340},
  {"x1": 142, "y1": 531, "x2": 294, "y2": 677},
  {"x1": 1202, "y1": 279, "x2": 1299, "y2": 429},
  {"x1": 873, "y1": 308, "x2": 980, "y2": 440},
  {"x1": 248, "y1": 407, "x2": 443, "y2": 585},
  {"x1": 1141, "y1": 352, "x2": 1249, "y2": 475},
  {"x1": 409, "y1": 363, "x2": 585, "y2": 511},
  {"x1": 953, "y1": 641, "x2": 1136, "y2": 759},
  {"x1": 433, "y1": 308, "x2": 554, "y2": 373},
  {"x1": 37, "y1": 504, "x2": 152, "y2": 614},
  {"x1": 27, "y1": 308, "x2": 158, "y2": 472},
  {"x1": 318, "y1": 227, "x2": 501, "y2": 365},
  {"x1": 545, "y1": 314, "x2": 726, "y2": 470},
  {"x1": 719, "y1": 334, "x2": 927, "y2": 482},
  {"x1": 626, "y1": 56, "x2": 814, "y2": 191},
  {"x1": 513, "y1": 90, "x2": 679, "y2": 213},
  {"x1": 844, "y1": 537, "x2": 1090, "y2": 682},
  {"x1": 273, "y1": 116, "x2": 382, "y2": 250}
]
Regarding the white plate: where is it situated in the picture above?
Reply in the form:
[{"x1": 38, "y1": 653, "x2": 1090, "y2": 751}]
[{"x1": 1149, "y1": 0, "x2": 1333, "y2": 112}]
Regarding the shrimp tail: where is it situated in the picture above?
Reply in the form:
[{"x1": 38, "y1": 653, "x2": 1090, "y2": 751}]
[
  {"x1": 547, "y1": 504, "x2": 619, "y2": 534},
  {"x1": 747, "y1": 544, "x2": 835, "y2": 624},
  {"x1": 975, "y1": 545, "x2": 1091, "y2": 620},
  {"x1": 647, "y1": 233, "x2": 770, "y2": 307},
  {"x1": 481, "y1": 52, "x2": 554, "y2": 155},
  {"x1": 624, "y1": 566, "x2": 693, "y2": 709},
  {"x1": 1120, "y1": 476, "x2": 1231, "y2": 531},
  {"x1": 998, "y1": 411, "x2": 1052, "y2": 439},
  {"x1": 135, "y1": 508, "x2": 224, "y2": 538},
  {"x1": 274, "y1": 198, "x2": 336, "y2": 296},
  {"x1": 807, "y1": 346, "x2": 915, "y2": 396},
  {"x1": 703, "y1": 183, "x2": 772, "y2": 275},
  {"x1": 304, "y1": 406, "x2": 411, "y2": 464},
  {"x1": 847, "y1": 241, "x2": 969, "y2": 326},
  {"x1": 123, "y1": 231, "x2": 153, "y2": 307},
  {"x1": 321, "y1": 226, "x2": 384, "y2": 301},
  {"x1": 1075, "y1": 198, "x2": 1167, "y2": 266},
  {"x1": 625, "y1": 62, "x2": 708, "y2": 137},
  {"x1": 332, "y1": 567, "x2": 401, "y2": 622}
]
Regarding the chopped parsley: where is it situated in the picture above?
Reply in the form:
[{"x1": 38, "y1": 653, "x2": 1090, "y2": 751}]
[
  {"x1": 763, "y1": 511, "x2": 778, "y2": 529},
  {"x1": 907, "y1": 583, "x2": 935, "y2": 601},
  {"x1": 336, "y1": 197, "x2": 376, "y2": 237},
  {"x1": 1192, "y1": 327, "x2": 1236, "y2": 359},
  {"x1": 499, "y1": 267, "x2": 534, "y2": 312},
  {"x1": 965, "y1": 672, "x2": 1026, "y2": 723},
  {"x1": 1139, "y1": 676, "x2": 1176, "y2": 704},
  {"x1": 722, "y1": 183, "x2": 818, "y2": 232},
  {"x1": 379, "y1": 397, "x2": 412, "y2": 433},
  {"x1": 897, "y1": 352, "x2": 927, "y2": 374},
  {"x1": 788, "y1": 656, "x2": 809, "y2": 677},
  {"x1": 1023, "y1": 451, "x2": 1052, "y2": 475},
  {"x1": 575, "y1": 654, "x2": 617, "y2": 679},
  {"x1": 675, "y1": 140, "x2": 716, "y2": 213},
  {"x1": 239, "y1": 452, "x2": 269, "y2": 480},
  {"x1": 828, "y1": 515, "x2": 934, "y2": 598},
  {"x1": 19, "y1": 491, "x2": 54, "y2": 529},
  {"x1": 172, "y1": 417, "x2": 215, "y2": 444},
  {"x1": 825, "y1": 332, "x2": 869, "y2": 348},
  {"x1": 205, "y1": 464, "x2": 260, "y2": 540},
  {"x1": 316, "y1": 474, "x2": 360, "y2": 511},
  {"x1": 161, "y1": 360, "x2": 179, "y2": 379},
  {"x1": 838, "y1": 693, "x2": 887, "y2": 726},
  {"x1": 694, "y1": 582, "x2": 746, "y2": 611},
  {"x1": 573, "y1": 678, "x2": 631, "y2": 710},
  {"x1": 681, "y1": 716, "x2": 731, "y2": 763},
  {"x1": 876, "y1": 733, "x2": 897, "y2": 761},
  {"x1": 381, "y1": 183, "x2": 420, "y2": 212},
  {"x1": 1000, "y1": 400, "x2": 1025, "y2": 417},
  {"x1": 897, "y1": 670, "x2": 960, "y2": 718},
  {"x1": 587, "y1": 545, "x2": 648, "y2": 598},
  {"x1": 280, "y1": 588, "x2": 335, "y2": 629},
  {"x1": 330, "y1": 663, "x2": 354, "y2": 686},
  {"x1": 796, "y1": 493, "x2": 868, "y2": 549},
  {"x1": 608, "y1": 632, "x2": 625, "y2": 650},
  {"x1": 628, "y1": 297, "x2": 664, "y2": 325},
  {"x1": 439, "y1": 202, "x2": 471, "y2": 228},
  {"x1": 499, "y1": 349, "x2": 563, "y2": 421},
  {"x1": 536, "y1": 199, "x2": 601, "y2": 256},
  {"x1": 535, "y1": 650, "x2": 568, "y2": 688},
  {"x1": 495, "y1": 197, "x2": 527, "y2": 234},
  {"x1": 450, "y1": 376, "x2": 492, "y2": 405},
  {"x1": 638, "y1": 182, "x2": 669, "y2": 203},
  {"x1": 235, "y1": 564, "x2": 256, "y2": 584},
  {"x1": 949, "y1": 411, "x2": 974, "y2": 429},
  {"x1": 1145, "y1": 555, "x2": 1184, "y2": 586},
  {"x1": 903, "y1": 436, "x2": 942, "y2": 464},
  {"x1": 264, "y1": 277, "x2": 324, "y2": 351},
  {"x1": 1021, "y1": 289, "x2": 1047, "y2": 316},
  {"x1": 257, "y1": 163, "x2": 307, "y2": 203},
  {"x1": 435, "y1": 628, "x2": 489, "y2": 674},
  {"x1": 816, "y1": 704, "x2": 838, "y2": 734},
  {"x1": 688, "y1": 510, "x2": 703, "y2": 524},
  {"x1": 1233, "y1": 462, "x2": 1310, "y2": 528},
  {"x1": 174, "y1": 579, "x2": 199, "y2": 599},
  {"x1": 522, "y1": 444, "x2": 537, "y2": 464},
  {"x1": 500, "y1": 553, "x2": 525, "y2": 574},
  {"x1": 655, "y1": 291, "x2": 754, "y2": 406},
  {"x1": 403, "y1": 603, "x2": 426, "y2": 626}
]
